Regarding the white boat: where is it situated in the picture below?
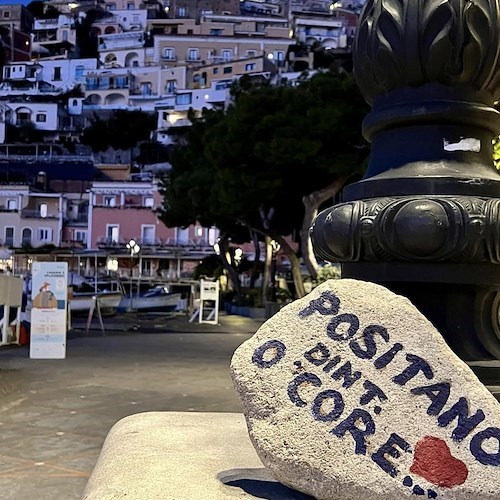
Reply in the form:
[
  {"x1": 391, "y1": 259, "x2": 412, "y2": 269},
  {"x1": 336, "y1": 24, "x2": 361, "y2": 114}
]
[
  {"x1": 117, "y1": 285, "x2": 181, "y2": 313},
  {"x1": 69, "y1": 276, "x2": 123, "y2": 314}
]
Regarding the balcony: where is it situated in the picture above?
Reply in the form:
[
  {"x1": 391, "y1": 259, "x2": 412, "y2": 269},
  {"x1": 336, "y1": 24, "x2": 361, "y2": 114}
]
[
  {"x1": 65, "y1": 213, "x2": 89, "y2": 225},
  {"x1": 21, "y1": 209, "x2": 58, "y2": 219}
]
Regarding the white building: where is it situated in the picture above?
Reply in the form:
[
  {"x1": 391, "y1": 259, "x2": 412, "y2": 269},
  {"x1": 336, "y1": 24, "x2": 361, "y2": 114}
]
[
  {"x1": 155, "y1": 80, "x2": 230, "y2": 144},
  {"x1": 38, "y1": 58, "x2": 98, "y2": 91},
  {"x1": 4, "y1": 102, "x2": 60, "y2": 132}
]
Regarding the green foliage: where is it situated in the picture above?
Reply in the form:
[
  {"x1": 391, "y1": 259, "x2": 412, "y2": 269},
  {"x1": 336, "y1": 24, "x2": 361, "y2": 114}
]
[
  {"x1": 161, "y1": 69, "x2": 369, "y2": 245},
  {"x1": 6, "y1": 122, "x2": 44, "y2": 144},
  {"x1": 313, "y1": 263, "x2": 342, "y2": 285},
  {"x1": 192, "y1": 255, "x2": 223, "y2": 280},
  {"x1": 493, "y1": 137, "x2": 500, "y2": 171},
  {"x1": 233, "y1": 287, "x2": 264, "y2": 307},
  {"x1": 81, "y1": 110, "x2": 157, "y2": 153}
]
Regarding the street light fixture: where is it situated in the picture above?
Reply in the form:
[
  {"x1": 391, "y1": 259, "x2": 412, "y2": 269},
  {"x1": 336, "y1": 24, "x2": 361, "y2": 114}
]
[{"x1": 126, "y1": 239, "x2": 141, "y2": 258}]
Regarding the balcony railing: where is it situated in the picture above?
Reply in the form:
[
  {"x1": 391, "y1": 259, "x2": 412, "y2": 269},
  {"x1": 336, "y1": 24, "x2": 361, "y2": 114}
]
[
  {"x1": 66, "y1": 214, "x2": 89, "y2": 224},
  {"x1": 21, "y1": 209, "x2": 59, "y2": 219}
]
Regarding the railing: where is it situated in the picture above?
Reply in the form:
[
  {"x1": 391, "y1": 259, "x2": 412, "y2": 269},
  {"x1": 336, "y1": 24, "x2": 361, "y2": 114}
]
[
  {"x1": 0, "y1": 154, "x2": 92, "y2": 162},
  {"x1": 21, "y1": 209, "x2": 59, "y2": 219},
  {"x1": 66, "y1": 214, "x2": 89, "y2": 224}
]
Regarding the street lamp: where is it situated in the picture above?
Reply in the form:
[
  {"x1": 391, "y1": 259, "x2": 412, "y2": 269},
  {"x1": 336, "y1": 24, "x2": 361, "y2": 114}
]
[
  {"x1": 126, "y1": 239, "x2": 141, "y2": 278},
  {"x1": 126, "y1": 239, "x2": 141, "y2": 258}
]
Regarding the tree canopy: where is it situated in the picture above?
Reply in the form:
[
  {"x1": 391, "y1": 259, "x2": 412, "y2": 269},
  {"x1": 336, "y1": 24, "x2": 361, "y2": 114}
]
[
  {"x1": 160, "y1": 69, "x2": 370, "y2": 296},
  {"x1": 81, "y1": 110, "x2": 157, "y2": 153}
]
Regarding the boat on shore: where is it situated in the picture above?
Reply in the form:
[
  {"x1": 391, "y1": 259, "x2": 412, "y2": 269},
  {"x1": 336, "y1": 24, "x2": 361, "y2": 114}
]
[
  {"x1": 69, "y1": 276, "x2": 123, "y2": 314},
  {"x1": 117, "y1": 285, "x2": 181, "y2": 313}
]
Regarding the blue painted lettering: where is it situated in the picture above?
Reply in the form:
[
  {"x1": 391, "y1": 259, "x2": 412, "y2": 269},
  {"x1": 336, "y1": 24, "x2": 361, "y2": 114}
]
[
  {"x1": 331, "y1": 408, "x2": 375, "y2": 455},
  {"x1": 327, "y1": 313, "x2": 360, "y2": 341},
  {"x1": 470, "y1": 427, "x2": 500, "y2": 466},
  {"x1": 438, "y1": 397, "x2": 485, "y2": 441},
  {"x1": 371, "y1": 433, "x2": 412, "y2": 477},
  {"x1": 252, "y1": 340, "x2": 286, "y2": 368},
  {"x1": 299, "y1": 291, "x2": 340, "y2": 318},
  {"x1": 287, "y1": 372, "x2": 322, "y2": 407},
  {"x1": 311, "y1": 390, "x2": 345, "y2": 422},
  {"x1": 350, "y1": 324, "x2": 389, "y2": 360},
  {"x1": 392, "y1": 354, "x2": 433, "y2": 386}
]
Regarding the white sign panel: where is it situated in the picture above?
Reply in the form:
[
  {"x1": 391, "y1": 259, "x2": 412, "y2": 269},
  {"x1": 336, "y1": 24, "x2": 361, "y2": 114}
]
[
  {"x1": 30, "y1": 262, "x2": 68, "y2": 359},
  {"x1": 199, "y1": 279, "x2": 219, "y2": 324}
]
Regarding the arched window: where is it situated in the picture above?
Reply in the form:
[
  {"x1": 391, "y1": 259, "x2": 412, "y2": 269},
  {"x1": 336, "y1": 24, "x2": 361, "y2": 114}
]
[{"x1": 22, "y1": 228, "x2": 32, "y2": 247}]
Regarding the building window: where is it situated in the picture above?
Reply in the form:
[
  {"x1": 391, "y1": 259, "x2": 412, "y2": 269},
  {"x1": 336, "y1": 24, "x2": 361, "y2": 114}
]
[
  {"x1": 144, "y1": 197, "x2": 154, "y2": 208},
  {"x1": 4, "y1": 227, "x2": 14, "y2": 246},
  {"x1": 223, "y1": 66, "x2": 232, "y2": 74},
  {"x1": 108, "y1": 3, "x2": 116, "y2": 10},
  {"x1": 141, "y1": 82, "x2": 152, "y2": 96},
  {"x1": 213, "y1": 68, "x2": 218, "y2": 75},
  {"x1": 36, "y1": 114, "x2": 47, "y2": 123},
  {"x1": 141, "y1": 225, "x2": 155, "y2": 245},
  {"x1": 38, "y1": 203, "x2": 48, "y2": 218},
  {"x1": 7, "y1": 199, "x2": 17, "y2": 210},
  {"x1": 222, "y1": 49, "x2": 232, "y2": 61},
  {"x1": 106, "y1": 225, "x2": 119, "y2": 243},
  {"x1": 175, "y1": 93, "x2": 192, "y2": 105},
  {"x1": 38, "y1": 228, "x2": 52, "y2": 242},
  {"x1": 210, "y1": 29, "x2": 222, "y2": 36},
  {"x1": 246, "y1": 50, "x2": 256, "y2": 57},
  {"x1": 187, "y1": 48, "x2": 199, "y2": 61},
  {"x1": 75, "y1": 65, "x2": 84, "y2": 79},
  {"x1": 22, "y1": 228, "x2": 32, "y2": 246},
  {"x1": 245, "y1": 63, "x2": 256, "y2": 71},
  {"x1": 104, "y1": 196, "x2": 116, "y2": 207},
  {"x1": 163, "y1": 47, "x2": 175, "y2": 60},
  {"x1": 166, "y1": 80, "x2": 176, "y2": 93},
  {"x1": 16, "y1": 111, "x2": 31, "y2": 125},
  {"x1": 3, "y1": 11, "x2": 10, "y2": 19},
  {"x1": 127, "y1": 2, "x2": 135, "y2": 9},
  {"x1": 178, "y1": 7, "x2": 186, "y2": 17},
  {"x1": 74, "y1": 230, "x2": 87, "y2": 244},
  {"x1": 53, "y1": 67, "x2": 62, "y2": 81},
  {"x1": 86, "y1": 76, "x2": 98, "y2": 90}
]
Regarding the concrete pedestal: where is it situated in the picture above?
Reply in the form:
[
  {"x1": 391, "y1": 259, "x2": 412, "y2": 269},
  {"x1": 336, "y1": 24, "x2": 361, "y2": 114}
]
[{"x1": 83, "y1": 411, "x2": 311, "y2": 500}]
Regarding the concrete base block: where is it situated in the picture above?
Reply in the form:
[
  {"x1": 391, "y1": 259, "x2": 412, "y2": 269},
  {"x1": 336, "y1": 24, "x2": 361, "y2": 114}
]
[{"x1": 83, "y1": 411, "x2": 310, "y2": 500}]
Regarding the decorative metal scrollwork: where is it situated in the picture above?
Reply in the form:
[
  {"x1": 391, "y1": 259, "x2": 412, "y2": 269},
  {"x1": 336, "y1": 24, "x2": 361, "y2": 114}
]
[
  {"x1": 311, "y1": 196, "x2": 500, "y2": 264},
  {"x1": 354, "y1": 0, "x2": 500, "y2": 104}
]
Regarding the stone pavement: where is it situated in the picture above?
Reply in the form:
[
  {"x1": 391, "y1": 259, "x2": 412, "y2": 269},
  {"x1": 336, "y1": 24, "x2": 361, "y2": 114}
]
[
  {"x1": 0, "y1": 312, "x2": 263, "y2": 500},
  {"x1": 0, "y1": 311, "x2": 498, "y2": 500}
]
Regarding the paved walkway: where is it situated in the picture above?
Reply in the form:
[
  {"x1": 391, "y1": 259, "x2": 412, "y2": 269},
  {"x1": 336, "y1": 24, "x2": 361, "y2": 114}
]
[
  {"x1": 0, "y1": 312, "x2": 498, "y2": 500},
  {"x1": 0, "y1": 313, "x2": 263, "y2": 500}
]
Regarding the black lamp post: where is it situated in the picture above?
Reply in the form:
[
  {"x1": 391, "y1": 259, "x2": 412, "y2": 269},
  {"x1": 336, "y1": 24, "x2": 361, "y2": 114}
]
[{"x1": 311, "y1": 0, "x2": 500, "y2": 361}]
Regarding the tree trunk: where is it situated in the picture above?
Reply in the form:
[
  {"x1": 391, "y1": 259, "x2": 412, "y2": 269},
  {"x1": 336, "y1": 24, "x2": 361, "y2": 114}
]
[
  {"x1": 276, "y1": 235, "x2": 306, "y2": 299},
  {"x1": 262, "y1": 236, "x2": 272, "y2": 305},
  {"x1": 301, "y1": 176, "x2": 348, "y2": 279},
  {"x1": 219, "y1": 234, "x2": 240, "y2": 293}
]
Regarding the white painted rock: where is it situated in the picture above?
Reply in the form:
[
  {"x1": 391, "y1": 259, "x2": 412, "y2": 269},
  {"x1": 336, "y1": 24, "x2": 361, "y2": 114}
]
[{"x1": 231, "y1": 279, "x2": 500, "y2": 500}]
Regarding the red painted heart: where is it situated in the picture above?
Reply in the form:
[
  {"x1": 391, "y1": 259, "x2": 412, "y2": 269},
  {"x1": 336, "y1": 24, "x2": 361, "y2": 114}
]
[{"x1": 410, "y1": 436, "x2": 468, "y2": 488}]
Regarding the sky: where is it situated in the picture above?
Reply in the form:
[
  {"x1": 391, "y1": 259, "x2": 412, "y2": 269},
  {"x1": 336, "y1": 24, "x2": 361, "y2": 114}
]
[{"x1": 0, "y1": 1, "x2": 33, "y2": 5}]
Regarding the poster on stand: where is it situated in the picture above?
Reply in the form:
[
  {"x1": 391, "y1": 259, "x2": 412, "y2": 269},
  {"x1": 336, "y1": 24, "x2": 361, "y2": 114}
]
[{"x1": 30, "y1": 262, "x2": 68, "y2": 359}]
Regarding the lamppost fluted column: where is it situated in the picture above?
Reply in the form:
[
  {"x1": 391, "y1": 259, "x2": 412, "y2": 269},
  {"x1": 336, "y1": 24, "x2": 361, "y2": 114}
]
[{"x1": 311, "y1": 0, "x2": 500, "y2": 360}]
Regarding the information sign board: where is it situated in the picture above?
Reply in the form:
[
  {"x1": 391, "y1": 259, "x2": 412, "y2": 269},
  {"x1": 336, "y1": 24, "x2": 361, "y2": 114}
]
[{"x1": 30, "y1": 262, "x2": 68, "y2": 359}]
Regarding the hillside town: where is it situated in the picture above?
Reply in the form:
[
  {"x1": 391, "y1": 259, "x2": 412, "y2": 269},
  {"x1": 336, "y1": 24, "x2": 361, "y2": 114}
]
[{"x1": 0, "y1": 0, "x2": 365, "y2": 285}]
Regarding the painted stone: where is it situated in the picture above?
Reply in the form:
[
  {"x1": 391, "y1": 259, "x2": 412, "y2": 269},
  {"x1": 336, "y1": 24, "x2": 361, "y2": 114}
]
[{"x1": 231, "y1": 279, "x2": 500, "y2": 499}]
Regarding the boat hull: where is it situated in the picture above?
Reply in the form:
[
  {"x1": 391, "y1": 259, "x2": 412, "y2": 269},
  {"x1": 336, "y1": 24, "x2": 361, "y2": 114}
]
[
  {"x1": 70, "y1": 292, "x2": 123, "y2": 313},
  {"x1": 117, "y1": 293, "x2": 181, "y2": 313}
]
